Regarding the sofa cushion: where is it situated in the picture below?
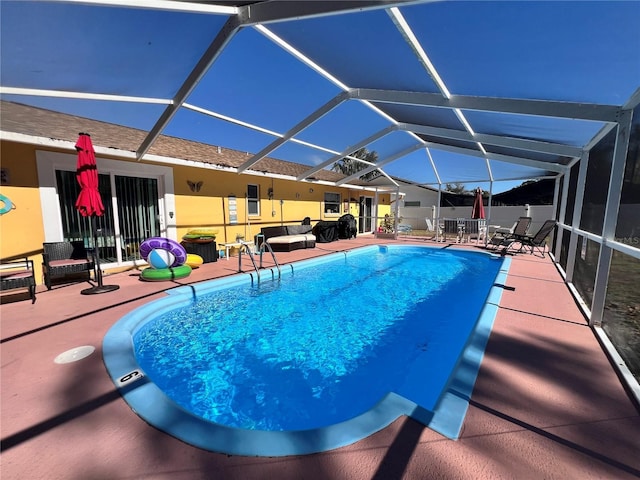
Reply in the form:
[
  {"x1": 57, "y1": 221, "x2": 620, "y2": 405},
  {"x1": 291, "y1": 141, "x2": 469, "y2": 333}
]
[
  {"x1": 260, "y1": 226, "x2": 289, "y2": 240},
  {"x1": 267, "y1": 234, "x2": 316, "y2": 245},
  {"x1": 286, "y1": 225, "x2": 313, "y2": 235},
  {"x1": 267, "y1": 240, "x2": 306, "y2": 252},
  {"x1": 258, "y1": 225, "x2": 316, "y2": 251}
]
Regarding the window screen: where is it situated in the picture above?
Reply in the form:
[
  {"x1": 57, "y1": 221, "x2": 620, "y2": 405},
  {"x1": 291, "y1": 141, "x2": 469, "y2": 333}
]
[
  {"x1": 248, "y1": 184, "x2": 259, "y2": 216},
  {"x1": 324, "y1": 192, "x2": 341, "y2": 214}
]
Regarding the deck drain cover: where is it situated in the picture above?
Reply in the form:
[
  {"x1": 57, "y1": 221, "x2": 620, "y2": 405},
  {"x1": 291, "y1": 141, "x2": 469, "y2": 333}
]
[{"x1": 54, "y1": 346, "x2": 95, "y2": 364}]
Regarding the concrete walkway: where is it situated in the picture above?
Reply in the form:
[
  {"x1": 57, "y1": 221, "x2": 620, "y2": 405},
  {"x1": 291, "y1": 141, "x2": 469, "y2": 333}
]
[{"x1": 1, "y1": 236, "x2": 639, "y2": 479}]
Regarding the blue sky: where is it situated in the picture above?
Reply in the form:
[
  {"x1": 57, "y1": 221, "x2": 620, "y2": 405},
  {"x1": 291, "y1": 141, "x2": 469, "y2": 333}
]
[{"x1": 1, "y1": 1, "x2": 639, "y2": 193}]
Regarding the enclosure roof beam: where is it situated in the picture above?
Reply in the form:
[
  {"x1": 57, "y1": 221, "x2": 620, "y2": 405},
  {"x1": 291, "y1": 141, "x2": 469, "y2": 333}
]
[
  {"x1": 136, "y1": 16, "x2": 242, "y2": 160},
  {"x1": 398, "y1": 122, "x2": 583, "y2": 158},
  {"x1": 297, "y1": 126, "x2": 397, "y2": 181},
  {"x1": 0, "y1": 87, "x2": 171, "y2": 105},
  {"x1": 623, "y1": 86, "x2": 640, "y2": 110},
  {"x1": 237, "y1": 92, "x2": 351, "y2": 173},
  {"x1": 352, "y1": 89, "x2": 621, "y2": 123},
  {"x1": 420, "y1": 141, "x2": 568, "y2": 173},
  {"x1": 335, "y1": 144, "x2": 424, "y2": 185},
  {"x1": 44, "y1": 0, "x2": 237, "y2": 15},
  {"x1": 238, "y1": 1, "x2": 425, "y2": 26}
]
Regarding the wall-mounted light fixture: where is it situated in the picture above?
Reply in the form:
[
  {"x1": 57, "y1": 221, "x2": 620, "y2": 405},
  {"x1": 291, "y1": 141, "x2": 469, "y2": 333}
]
[{"x1": 267, "y1": 187, "x2": 274, "y2": 199}]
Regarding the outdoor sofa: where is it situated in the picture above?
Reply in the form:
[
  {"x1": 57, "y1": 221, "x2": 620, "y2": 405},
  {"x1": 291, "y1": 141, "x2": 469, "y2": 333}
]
[{"x1": 256, "y1": 225, "x2": 316, "y2": 252}]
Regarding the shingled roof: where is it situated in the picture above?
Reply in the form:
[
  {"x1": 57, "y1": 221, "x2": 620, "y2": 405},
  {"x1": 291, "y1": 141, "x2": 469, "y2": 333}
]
[{"x1": 0, "y1": 101, "x2": 354, "y2": 185}]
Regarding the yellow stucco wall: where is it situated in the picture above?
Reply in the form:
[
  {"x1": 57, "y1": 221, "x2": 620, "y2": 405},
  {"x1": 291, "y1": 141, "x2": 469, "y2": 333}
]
[
  {"x1": 171, "y1": 167, "x2": 360, "y2": 244},
  {"x1": 0, "y1": 142, "x2": 46, "y2": 278},
  {"x1": 1, "y1": 140, "x2": 381, "y2": 287}
]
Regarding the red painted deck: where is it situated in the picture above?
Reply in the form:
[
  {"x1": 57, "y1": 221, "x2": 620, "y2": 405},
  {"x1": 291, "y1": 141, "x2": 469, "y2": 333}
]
[{"x1": 2, "y1": 236, "x2": 639, "y2": 479}]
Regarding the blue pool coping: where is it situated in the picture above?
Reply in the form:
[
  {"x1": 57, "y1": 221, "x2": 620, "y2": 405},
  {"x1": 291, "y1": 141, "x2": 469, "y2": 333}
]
[{"x1": 103, "y1": 245, "x2": 511, "y2": 457}]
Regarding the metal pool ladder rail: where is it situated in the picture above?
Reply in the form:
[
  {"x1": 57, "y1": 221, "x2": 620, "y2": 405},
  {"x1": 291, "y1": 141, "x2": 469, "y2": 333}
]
[
  {"x1": 258, "y1": 241, "x2": 281, "y2": 280},
  {"x1": 237, "y1": 240, "x2": 281, "y2": 283}
]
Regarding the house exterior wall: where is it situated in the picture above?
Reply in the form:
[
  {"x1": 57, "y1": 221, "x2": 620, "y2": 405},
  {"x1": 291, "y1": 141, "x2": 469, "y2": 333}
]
[
  {"x1": 171, "y1": 167, "x2": 367, "y2": 243},
  {"x1": 0, "y1": 141, "x2": 46, "y2": 262},
  {"x1": 397, "y1": 184, "x2": 439, "y2": 229},
  {"x1": 0, "y1": 140, "x2": 369, "y2": 286}
]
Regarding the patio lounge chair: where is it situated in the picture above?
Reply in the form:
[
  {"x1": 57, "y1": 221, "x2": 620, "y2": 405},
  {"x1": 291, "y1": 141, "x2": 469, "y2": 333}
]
[
  {"x1": 488, "y1": 216, "x2": 531, "y2": 250},
  {"x1": 0, "y1": 258, "x2": 36, "y2": 303},
  {"x1": 42, "y1": 241, "x2": 95, "y2": 290},
  {"x1": 462, "y1": 219, "x2": 487, "y2": 244},
  {"x1": 512, "y1": 219, "x2": 557, "y2": 257}
]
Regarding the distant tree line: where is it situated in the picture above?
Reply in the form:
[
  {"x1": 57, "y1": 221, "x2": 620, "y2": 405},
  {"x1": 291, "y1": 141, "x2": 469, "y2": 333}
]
[{"x1": 331, "y1": 148, "x2": 381, "y2": 181}]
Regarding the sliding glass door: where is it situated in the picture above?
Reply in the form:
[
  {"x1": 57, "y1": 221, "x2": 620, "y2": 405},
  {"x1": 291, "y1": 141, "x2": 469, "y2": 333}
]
[
  {"x1": 359, "y1": 196, "x2": 373, "y2": 233},
  {"x1": 55, "y1": 171, "x2": 160, "y2": 264},
  {"x1": 115, "y1": 175, "x2": 160, "y2": 262}
]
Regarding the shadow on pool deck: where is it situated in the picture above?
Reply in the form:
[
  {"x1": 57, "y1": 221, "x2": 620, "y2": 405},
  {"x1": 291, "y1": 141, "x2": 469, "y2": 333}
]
[{"x1": 1, "y1": 235, "x2": 639, "y2": 479}]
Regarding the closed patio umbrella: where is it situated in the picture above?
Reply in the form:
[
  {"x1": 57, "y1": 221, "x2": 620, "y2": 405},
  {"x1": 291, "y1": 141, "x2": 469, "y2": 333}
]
[
  {"x1": 471, "y1": 187, "x2": 486, "y2": 245},
  {"x1": 471, "y1": 187, "x2": 485, "y2": 219},
  {"x1": 75, "y1": 132, "x2": 119, "y2": 295}
]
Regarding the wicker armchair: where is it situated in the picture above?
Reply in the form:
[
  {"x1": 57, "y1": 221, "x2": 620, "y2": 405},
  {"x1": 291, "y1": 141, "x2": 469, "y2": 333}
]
[
  {"x1": 42, "y1": 241, "x2": 95, "y2": 290},
  {"x1": 0, "y1": 258, "x2": 36, "y2": 303}
]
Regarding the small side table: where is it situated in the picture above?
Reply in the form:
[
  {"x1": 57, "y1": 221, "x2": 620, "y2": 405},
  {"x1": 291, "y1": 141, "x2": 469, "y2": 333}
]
[{"x1": 219, "y1": 241, "x2": 255, "y2": 261}]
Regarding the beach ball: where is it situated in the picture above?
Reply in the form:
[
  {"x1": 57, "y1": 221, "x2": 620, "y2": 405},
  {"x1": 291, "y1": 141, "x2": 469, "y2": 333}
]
[{"x1": 148, "y1": 248, "x2": 176, "y2": 269}]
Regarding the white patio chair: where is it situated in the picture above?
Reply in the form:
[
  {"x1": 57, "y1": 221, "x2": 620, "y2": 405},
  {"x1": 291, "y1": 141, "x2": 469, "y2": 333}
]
[{"x1": 426, "y1": 218, "x2": 444, "y2": 241}]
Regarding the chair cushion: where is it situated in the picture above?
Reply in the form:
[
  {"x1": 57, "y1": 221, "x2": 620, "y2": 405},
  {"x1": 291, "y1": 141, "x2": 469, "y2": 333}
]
[
  {"x1": 0, "y1": 270, "x2": 33, "y2": 280},
  {"x1": 48, "y1": 259, "x2": 90, "y2": 267}
]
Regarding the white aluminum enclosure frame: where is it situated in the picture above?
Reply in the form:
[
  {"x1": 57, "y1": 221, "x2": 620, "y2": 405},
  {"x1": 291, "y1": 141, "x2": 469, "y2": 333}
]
[{"x1": 1, "y1": 0, "x2": 639, "y2": 401}]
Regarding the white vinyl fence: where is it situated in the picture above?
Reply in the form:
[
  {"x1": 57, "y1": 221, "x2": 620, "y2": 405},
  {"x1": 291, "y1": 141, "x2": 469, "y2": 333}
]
[{"x1": 398, "y1": 204, "x2": 555, "y2": 235}]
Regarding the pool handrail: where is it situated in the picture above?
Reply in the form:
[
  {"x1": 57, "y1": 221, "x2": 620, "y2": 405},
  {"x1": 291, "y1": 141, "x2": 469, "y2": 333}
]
[
  {"x1": 258, "y1": 241, "x2": 281, "y2": 280},
  {"x1": 237, "y1": 242, "x2": 260, "y2": 283}
]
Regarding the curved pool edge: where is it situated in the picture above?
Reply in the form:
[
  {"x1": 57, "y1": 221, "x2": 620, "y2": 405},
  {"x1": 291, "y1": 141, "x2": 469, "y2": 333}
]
[{"x1": 102, "y1": 245, "x2": 511, "y2": 456}]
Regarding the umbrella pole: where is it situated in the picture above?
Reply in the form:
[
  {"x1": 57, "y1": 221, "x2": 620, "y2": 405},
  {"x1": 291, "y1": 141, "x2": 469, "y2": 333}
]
[
  {"x1": 81, "y1": 216, "x2": 120, "y2": 295},
  {"x1": 93, "y1": 216, "x2": 103, "y2": 286}
]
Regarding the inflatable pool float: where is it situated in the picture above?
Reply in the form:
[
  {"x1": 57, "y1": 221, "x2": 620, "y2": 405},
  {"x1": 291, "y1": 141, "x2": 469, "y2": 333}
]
[
  {"x1": 182, "y1": 235, "x2": 216, "y2": 243},
  {"x1": 139, "y1": 237, "x2": 187, "y2": 267},
  {"x1": 182, "y1": 228, "x2": 218, "y2": 243},
  {"x1": 185, "y1": 254, "x2": 203, "y2": 268},
  {"x1": 140, "y1": 265, "x2": 192, "y2": 282},
  {"x1": 0, "y1": 194, "x2": 13, "y2": 215}
]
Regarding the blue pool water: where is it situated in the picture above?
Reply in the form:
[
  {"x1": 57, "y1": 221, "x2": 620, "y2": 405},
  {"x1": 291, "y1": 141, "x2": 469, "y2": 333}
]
[{"x1": 103, "y1": 245, "x2": 510, "y2": 456}]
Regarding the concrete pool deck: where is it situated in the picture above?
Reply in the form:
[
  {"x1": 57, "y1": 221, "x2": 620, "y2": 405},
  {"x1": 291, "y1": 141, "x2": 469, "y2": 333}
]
[{"x1": 1, "y1": 235, "x2": 639, "y2": 479}]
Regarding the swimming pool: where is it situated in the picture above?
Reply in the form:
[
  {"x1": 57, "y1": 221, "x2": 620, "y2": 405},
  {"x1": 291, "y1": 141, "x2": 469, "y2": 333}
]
[{"x1": 103, "y1": 245, "x2": 510, "y2": 456}]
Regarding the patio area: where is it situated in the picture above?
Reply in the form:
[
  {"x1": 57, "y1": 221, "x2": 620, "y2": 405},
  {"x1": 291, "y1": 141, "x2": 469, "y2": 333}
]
[{"x1": 1, "y1": 236, "x2": 639, "y2": 479}]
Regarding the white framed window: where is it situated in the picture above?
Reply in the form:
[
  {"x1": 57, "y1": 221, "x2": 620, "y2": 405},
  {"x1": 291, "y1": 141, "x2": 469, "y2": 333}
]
[
  {"x1": 324, "y1": 192, "x2": 341, "y2": 215},
  {"x1": 405, "y1": 200, "x2": 421, "y2": 207},
  {"x1": 247, "y1": 184, "x2": 260, "y2": 216}
]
